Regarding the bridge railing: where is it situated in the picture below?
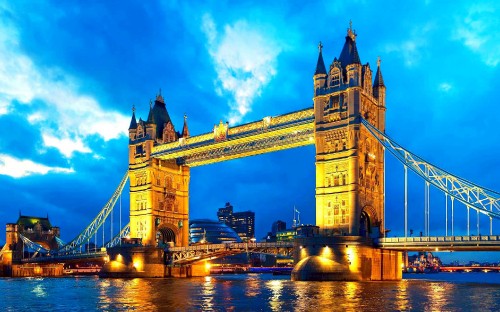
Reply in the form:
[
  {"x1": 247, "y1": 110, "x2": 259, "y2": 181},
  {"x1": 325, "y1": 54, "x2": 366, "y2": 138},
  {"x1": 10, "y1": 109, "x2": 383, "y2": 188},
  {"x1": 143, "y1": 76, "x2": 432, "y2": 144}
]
[
  {"x1": 380, "y1": 235, "x2": 500, "y2": 243},
  {"x1": 169, "y1": 241, "x2": 294, "y2": 252}
]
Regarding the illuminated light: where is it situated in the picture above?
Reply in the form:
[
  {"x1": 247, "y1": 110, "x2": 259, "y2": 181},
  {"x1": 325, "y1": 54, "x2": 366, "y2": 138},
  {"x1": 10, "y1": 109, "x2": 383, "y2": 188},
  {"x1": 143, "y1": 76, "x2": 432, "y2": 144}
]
[
  {"x1": 435, "y1": 248, "x2": 439, "y2": 252},
  {"x1": 401, "y1": 263, "x2": 405, "y2": 269},
  {"x1": 132, "y1": 260, "x2": 143, "y2": 270},
  {"x1": 368, "y1": 153, "x2": 376, "y2": 160},
  {"x1": 321, "y1": 246, "x2": 332, "y2": 258},
  {"x1": 484, "y1": 269, "x2": 489, "y2": 273},
  {"x1": 104, "y1": 256, "x2": 110, "y2": 263},
  {"x1": 116, "y1": 254, "x2": 123, "y2": 262},
  {"x1": 299, "y1": 245, "x2": 303, "y2": 249},
  {"x1": 205, "y1": 262, "x2": 211, "y2": 271}
]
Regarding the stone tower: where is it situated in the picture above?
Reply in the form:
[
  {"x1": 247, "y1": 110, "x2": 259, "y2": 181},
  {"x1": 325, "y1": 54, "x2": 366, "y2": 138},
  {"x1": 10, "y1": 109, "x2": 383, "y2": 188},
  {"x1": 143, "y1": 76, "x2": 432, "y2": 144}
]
[
  {"x1": 313, "y1": 24, "x2": 386, "y2": 237},
  {"x1": 128, "y1": 93, "x2": 190, "y2": 247}
]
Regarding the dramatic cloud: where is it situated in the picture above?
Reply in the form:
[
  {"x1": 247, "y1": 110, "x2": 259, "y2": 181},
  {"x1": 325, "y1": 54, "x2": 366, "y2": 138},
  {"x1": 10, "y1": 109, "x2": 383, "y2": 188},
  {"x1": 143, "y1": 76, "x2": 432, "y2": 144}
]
[
  {"x1": 0, "y1": 16, "x2": 129, "y2": 159},
  {"x1": 201, "y1": 14, "x2": 282, "y2": 124},
  {"x1": 0, "y1": 154, "x2": 74, "y2": 178},
  {"x1": 453, "y1": 4, "x2": 500, "y2": 67},
  {"x1": 383, "y1": 23, "x2": 434, "y2": 67},
  {"x1": 438, "y1": 82, "x2": 452, "y2": 92}
]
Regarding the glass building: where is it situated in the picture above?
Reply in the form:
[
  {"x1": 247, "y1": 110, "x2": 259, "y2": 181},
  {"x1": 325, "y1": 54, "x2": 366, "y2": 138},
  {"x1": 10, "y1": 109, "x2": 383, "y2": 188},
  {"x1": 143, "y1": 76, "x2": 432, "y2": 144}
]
[
  {"x1": 217, "y1": 202, "x2": 255, "y2": 240},
  {"x1": 189, "y1": 219, "x2": 242, "y2": 245}
]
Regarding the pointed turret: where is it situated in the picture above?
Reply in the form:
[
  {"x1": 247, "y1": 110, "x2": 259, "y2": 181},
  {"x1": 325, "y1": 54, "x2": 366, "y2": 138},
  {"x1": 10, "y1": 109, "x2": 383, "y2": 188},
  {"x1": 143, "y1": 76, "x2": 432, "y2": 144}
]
[
  {"x1": 314, "y1": 42, "x2": 327, "y2": 76},
  {"x1": 373, "y1": 57, "x2": 386, "y2": 106},
  {"x1": 151, "y1": 89, "x2": 174, "y2": 139},
  {"x1": 128, "y1": 106, "x2": 138, "y2": 141},
  {"x1": 373, "y1": 57, "x2": 385, "y2": 88},
  {"x1": 129, "y1": 105, "x2": 137, "y2": 130},
  {"x1": 145, "y1": 100, "x2": 157, "y2": 140},
  {"x1": 181, "y1": 114, "x2": 190, "y2": 138},
  {"x1": 338, "y1": 21, "x2": 361, "y2": 67},
  {"x1": 313, "y1": 42, "x2": 328, "y2": 91},
  {"x1": 146, "y1": 100, "x2": 155, "y2": 124}
]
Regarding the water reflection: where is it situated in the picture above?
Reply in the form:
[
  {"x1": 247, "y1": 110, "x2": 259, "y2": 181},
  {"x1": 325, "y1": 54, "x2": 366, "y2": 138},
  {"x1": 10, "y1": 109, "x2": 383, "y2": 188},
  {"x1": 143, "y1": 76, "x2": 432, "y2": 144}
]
[
  {"x1": 426, "y1": 282, "x2": 454, "y2": 311},
  {"x1": 31, "y1": 283, "x2": 46, "y2": 298},
  {"x1": 244, "y1": 274, "x2": 262, "y2": 297},
  {"x1": 266, "y1": 279, "x2": 284, "y2": 311},
  {"x1": 344, "y1": 282, "x2": 360, "y2": 305},
  {"x1": 201, "y1": 276, "x2": 215, "y2": 311},
  {"x1": 395, "y1": 280, "x2": 409, "y2": 311},
  {"x1": 3, "y1": 274, "x2": 500, "y2": 311}
]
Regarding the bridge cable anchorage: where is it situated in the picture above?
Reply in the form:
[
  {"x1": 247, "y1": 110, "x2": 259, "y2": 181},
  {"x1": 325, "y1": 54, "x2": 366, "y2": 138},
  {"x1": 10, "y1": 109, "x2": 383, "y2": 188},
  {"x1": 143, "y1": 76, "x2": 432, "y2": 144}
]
[
  {"x1": 104, "y1": 223, "x2": 130, "y2": 249},
  {"x1": 0, "y1": 242, "x2": 9, "y2": 259},
  {"x1": 360, "y1": 118, "x2": 500, "y2": 220},
  {"x1": 56, "y1": 171, "x2": 129, "y2": 255}
]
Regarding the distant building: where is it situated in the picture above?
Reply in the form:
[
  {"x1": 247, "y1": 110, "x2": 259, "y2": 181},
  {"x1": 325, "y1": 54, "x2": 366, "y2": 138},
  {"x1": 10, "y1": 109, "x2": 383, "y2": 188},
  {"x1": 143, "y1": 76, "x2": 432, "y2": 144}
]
[
  {"x1": 276, "y1": 229, "x2": 296, "y2": 242},
  {"x1": 4, "y1": 215, "x2": 61, "y2": 259},
  {"x1": 264, "y1": 220, "x2": 287, "y2": 242},
  {"x1": 217, "y1": 202, "x2": 255, "y2": 240},
  {"x1": 189, "y1": 219, "x2": 247, "y2": 265},
  {"x1": 189, "y1": 219, "x2": 242, "y2": 244},
  {"x1": 272, "y1": 220, "x2": 286, "y2": 235},
  {"x1": 276, "y1": 225, "x2": 319, "y2": 242}
]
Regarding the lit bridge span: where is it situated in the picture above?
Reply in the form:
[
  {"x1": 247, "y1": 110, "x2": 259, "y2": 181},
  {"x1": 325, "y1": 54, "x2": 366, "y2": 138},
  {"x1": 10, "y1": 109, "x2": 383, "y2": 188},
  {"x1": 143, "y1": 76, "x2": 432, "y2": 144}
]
[
  {"x1": 152, "y1": 108, "x2": 314, "y2": 166},
  {"x1": 3, "y1": 114, "x2": 500, "y2": 265},
  {"x1": 169, "y1": 242, "x2": 294, "y2": 265}
]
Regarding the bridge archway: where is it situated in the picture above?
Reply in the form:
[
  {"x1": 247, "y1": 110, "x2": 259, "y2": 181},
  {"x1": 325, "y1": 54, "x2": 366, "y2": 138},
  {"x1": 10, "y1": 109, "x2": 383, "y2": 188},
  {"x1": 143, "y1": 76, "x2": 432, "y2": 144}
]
[
  {"x1": 156, "y1": 224, "x2": 178, "y2": 247},
  {"x1": 360, "y1": 206, "x2": 378, "y2": 237}
]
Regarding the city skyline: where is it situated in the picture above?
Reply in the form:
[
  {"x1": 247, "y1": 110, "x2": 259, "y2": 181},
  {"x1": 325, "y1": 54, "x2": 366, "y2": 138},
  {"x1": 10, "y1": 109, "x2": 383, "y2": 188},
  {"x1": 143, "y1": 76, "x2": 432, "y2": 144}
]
[{"x1": 0, "y1": 1, "x2": 499, "y2": 262}]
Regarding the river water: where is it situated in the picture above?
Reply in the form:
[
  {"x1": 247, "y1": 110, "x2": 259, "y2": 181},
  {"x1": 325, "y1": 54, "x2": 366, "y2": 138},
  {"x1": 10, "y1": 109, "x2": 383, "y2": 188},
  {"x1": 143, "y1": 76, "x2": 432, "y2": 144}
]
[{"x1": 1, "y1": 273, "x2": 499, "y2": 311}]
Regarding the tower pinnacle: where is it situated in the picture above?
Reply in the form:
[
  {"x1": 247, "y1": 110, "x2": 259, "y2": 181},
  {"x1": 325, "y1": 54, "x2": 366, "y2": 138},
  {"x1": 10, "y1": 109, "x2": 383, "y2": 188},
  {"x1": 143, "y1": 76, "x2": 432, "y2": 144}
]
[
  {"x1": 314, "y1": 41, "x2": 327, "y2": 76},
  {"x1": 347, "y1": 20, "x2": 356, "y2": 41}
]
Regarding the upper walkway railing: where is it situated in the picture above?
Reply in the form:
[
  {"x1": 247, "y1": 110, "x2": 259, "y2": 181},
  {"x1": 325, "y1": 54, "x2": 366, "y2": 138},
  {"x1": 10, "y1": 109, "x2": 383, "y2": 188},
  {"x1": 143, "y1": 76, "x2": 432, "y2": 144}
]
[{"x1": 376, "y1": 235, "x2": 500, "y2": 251}]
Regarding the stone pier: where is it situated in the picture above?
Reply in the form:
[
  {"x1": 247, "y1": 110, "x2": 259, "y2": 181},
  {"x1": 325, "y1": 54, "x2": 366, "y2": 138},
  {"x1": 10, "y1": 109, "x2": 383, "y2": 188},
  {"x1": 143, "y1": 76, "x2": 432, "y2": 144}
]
[{"x1": 291, "y1": 236, "x2": 402, "y2": 281}]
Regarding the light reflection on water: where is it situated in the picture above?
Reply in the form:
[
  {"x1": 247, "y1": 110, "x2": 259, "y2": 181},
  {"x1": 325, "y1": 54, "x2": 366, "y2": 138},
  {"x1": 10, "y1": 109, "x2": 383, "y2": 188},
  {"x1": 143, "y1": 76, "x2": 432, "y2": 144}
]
[{"x1": 1, "y1": 273, "x2": 500, "y2": 311}]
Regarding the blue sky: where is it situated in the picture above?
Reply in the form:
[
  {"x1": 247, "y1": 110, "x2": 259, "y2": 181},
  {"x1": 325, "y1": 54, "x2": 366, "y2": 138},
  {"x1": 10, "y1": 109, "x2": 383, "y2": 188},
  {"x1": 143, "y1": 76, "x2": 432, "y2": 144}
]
[{"x1": 0, "y1": 1, "x2": 499, "y2": 263}]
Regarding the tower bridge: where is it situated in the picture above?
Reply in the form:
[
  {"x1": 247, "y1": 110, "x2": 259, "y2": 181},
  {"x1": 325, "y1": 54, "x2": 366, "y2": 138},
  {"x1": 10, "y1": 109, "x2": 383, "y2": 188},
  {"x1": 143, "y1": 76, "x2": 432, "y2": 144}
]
[{"x1": 2, "y1": 24, "x2": 500, "y2": 280}]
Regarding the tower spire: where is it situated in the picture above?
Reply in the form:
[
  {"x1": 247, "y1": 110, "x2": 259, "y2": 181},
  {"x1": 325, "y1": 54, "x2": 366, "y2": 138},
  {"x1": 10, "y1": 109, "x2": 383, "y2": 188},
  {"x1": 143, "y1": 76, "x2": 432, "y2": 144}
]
[
  {"x1": 314, "y1": 41, "x2": 327, "y2": 76},
  {"x1": 339, "y1": 21, "x2": 361, "y2": 66},
  {"x1": 147, "y1": 100, "x2": 155, "y2": 124},
  {"x1": 347, "y1": 19, "x2": 356, "y2": 41},
  {"x1": 373, "y1": 56, "x2": 385, "y2": 87},
  {"x1": 128, "y1": 105, "x2": 137, "y2": 130},
  {"x1": 181, "y1": 113, "x2": 190, "y2": 138}
]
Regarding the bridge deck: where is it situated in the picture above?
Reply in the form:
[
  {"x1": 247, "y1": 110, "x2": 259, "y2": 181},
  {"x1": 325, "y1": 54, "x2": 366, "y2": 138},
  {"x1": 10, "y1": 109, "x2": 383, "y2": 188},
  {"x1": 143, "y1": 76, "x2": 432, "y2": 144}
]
[
  {"x1": 377, "y1": 235, "x2": 500, "y2": 251},
  {"x1": 20, "y1": 251, "x2": 108, "y2": 263},
  {"x1": 169, "y1": 242, "x2": 294, "y2": 264}
]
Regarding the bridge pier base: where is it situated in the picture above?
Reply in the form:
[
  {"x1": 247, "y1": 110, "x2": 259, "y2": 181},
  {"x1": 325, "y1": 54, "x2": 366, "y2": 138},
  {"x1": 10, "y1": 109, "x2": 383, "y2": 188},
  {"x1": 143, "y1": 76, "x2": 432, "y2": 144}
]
[
  {"x1": 166, "y1": 262, "x2": 210, "y2": 278},
  {"x1": 100, "y1": 246, "x2": 166, "y2": 278},
  {"x1": 291, "y1": 236, "x2": 402, "y2": 281},
  {"x1": 10, "y1": 263, "x2": 64, "y2": 277},
  {"x1": 0, "y1": 250, "x2": 13, "y2": 277}
]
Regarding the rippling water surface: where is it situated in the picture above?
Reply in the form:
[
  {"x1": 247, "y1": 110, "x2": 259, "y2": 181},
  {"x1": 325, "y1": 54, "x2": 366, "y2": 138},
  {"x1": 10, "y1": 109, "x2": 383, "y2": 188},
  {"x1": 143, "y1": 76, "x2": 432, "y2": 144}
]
[{"x1": 1, "y1": 273, "x2": 500, "y2": 311}]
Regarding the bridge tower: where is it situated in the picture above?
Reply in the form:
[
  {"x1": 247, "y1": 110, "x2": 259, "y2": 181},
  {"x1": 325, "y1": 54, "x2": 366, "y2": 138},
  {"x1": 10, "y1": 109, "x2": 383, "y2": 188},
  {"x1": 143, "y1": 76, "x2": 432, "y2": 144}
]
[
  {"x1": 313, "y1": 24, "x2": 386, "y2": 237},
  {"x1": 128, "y1": 94, "x2": 190, "y2": 247}
]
